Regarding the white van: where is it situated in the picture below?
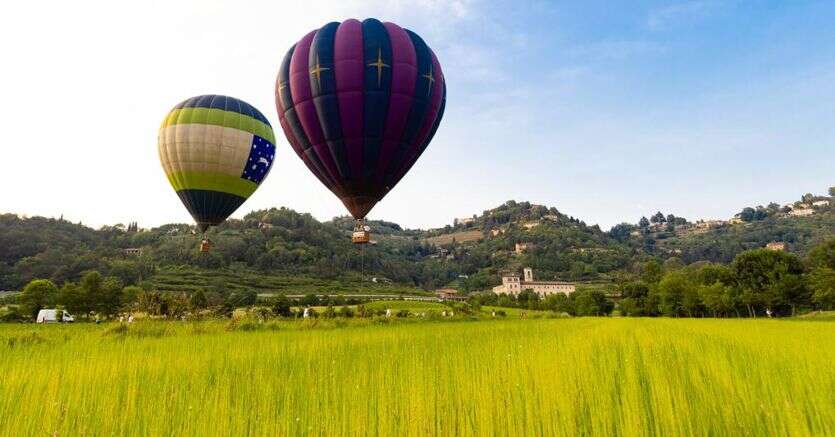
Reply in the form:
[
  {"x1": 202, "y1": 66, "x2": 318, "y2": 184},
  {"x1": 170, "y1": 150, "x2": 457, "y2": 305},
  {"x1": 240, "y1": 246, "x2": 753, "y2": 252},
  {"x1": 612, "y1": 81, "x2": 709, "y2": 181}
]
[{"x1": 36, "y1": 309, "x2": 75, "y2": 323}]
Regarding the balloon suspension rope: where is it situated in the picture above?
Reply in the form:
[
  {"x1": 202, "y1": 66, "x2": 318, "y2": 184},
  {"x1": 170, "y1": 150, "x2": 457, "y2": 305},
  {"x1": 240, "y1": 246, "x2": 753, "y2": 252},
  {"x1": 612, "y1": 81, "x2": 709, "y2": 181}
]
[{"x1": 360, "y1": 243, "x2": 365, "y2": 293}]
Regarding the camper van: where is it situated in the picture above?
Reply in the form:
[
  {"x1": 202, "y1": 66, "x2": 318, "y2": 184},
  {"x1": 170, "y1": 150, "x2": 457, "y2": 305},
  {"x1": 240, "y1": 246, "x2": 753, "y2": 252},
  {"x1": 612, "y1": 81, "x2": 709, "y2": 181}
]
[{"x1": 36, "y1": 309, "x2": 75, "y2": 324}]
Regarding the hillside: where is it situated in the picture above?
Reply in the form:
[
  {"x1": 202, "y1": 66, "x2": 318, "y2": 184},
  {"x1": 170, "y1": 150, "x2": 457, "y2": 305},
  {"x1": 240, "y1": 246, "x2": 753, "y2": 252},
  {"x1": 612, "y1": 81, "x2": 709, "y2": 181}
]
[{"x1": 0, "y1": 191, "x2": 832, "y2": 294}]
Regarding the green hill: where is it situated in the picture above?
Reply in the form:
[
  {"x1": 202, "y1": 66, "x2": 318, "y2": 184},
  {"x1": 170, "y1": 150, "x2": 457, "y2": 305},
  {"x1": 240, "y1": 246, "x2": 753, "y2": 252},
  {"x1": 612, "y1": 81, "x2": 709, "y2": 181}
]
[{"x1": 0, "y1": 191, "x2": 831, "y2": 294}]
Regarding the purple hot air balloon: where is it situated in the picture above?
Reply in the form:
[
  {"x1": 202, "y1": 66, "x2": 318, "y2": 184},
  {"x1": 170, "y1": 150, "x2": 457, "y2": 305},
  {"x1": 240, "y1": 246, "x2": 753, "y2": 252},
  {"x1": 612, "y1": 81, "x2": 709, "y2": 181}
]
[{"x1": 275, "y1": 18, "x2": 446, "y2": 223}]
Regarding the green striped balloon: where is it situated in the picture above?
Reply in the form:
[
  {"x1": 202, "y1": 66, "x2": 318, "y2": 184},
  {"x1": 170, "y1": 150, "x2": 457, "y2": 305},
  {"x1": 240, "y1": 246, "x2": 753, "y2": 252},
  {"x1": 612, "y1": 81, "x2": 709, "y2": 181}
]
[{"x1": 158, "y1": 95, "x2": 276, "y2": 232}]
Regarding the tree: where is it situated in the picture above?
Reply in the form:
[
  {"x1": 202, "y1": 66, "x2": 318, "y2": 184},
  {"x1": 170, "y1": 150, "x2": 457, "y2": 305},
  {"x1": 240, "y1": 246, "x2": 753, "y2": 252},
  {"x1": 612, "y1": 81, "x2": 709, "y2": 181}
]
[
  {"x1": 517, "y1": 289, "x2": 540, "y2": 309},
  {"x1": 807, "y1": 238, "x2": 835, "y2": 270},
  {"x1": 641, "y1": 260, "x2": 664, "y2": 284},
  {"x1": 609, "y1": 223, "x2": 633, "y2": 242},
  {"x1": 802, "y1": 193, "x2": 814, "y2": 204},
  {"x1": 190, "y1": 289, "x2": 209, "y2": 310},
  {"x1": 19, "y1": 279, "x2": 58, "y2": 318},
  {"x1": 639, "y1": 217, "x2": 650, "y2": 228},
  {"x1": 732, "y1": 249, "x2": 806, "y2": 317},
  {"x1": 271, "y1": 294, "x2": 292, "y2": 317},
  {"x1": 650, "y1": 212, "x2": 666, "y2": 224},
  {"x1": 663, "y1": 257, "x2": 684, "y2": 272},
  {"x1": 301, "y1": 293, "x2": 320, "y2": 307},
  {"x1": 829, "y1": 186, "x2": 835, "y2": 197},
  {"x1": 225, "y1": 290, "x2": 257, "y2": 309},
  {"x1": 809, "y1": 267, "x2": 835, "y2": 310},
  {"x1": 698, "y1": 282, "x2": 731, "y2": 317},
  {"x1": 656, "y1": 272, "x2": 694, "y2": 317},
  {"x1": 666, "y1": 214, "x2": 676, "y2": 224},
  {"x1": 572, "y1": 291, "x2": 613, "y2": 316},
  {"x1": 738, "y1": 207, "x2": 756, "y2": 222},
  {"x1": 619, "y1": 281, "x2": 650, "y2": 316},
  {"x1": 544, "y1": 293, "x2": 573, "y2": 314}
]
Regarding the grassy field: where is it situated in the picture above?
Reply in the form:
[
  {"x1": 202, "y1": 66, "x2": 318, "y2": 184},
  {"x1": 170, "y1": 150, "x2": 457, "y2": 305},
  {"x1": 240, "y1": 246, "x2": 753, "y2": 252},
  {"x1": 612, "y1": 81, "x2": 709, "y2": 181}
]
[{"x1": 0, "y1": 318, "x2": 833, "y2": 436}]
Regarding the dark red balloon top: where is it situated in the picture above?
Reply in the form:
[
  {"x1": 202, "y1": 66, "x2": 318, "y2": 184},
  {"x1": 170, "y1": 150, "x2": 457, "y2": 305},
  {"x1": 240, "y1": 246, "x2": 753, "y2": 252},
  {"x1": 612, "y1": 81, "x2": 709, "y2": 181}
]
[{"x1": 276, "y1": 18, "x2": 446, "y2": 219}]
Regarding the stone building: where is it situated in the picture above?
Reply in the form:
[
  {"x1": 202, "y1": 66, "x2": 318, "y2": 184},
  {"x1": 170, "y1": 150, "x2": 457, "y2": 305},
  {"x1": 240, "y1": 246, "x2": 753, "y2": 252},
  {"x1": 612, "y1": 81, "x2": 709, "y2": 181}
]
[{"x1": 493, "y1": 268, "x2": 575, "y2": 297}]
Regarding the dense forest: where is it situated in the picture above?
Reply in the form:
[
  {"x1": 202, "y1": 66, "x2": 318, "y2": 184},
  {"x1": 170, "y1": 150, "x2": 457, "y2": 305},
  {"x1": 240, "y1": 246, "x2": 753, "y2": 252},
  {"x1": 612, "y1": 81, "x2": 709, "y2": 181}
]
[{"x1": 1, "y1": 190, "x2": 832, "y2": 297}]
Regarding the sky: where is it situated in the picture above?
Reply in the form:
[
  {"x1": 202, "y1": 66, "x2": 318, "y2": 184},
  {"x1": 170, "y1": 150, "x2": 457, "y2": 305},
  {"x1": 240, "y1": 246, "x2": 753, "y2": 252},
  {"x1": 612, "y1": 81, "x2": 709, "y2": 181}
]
[{"x1": 1, "y1": 0, "x2": 833, "y2": 231}]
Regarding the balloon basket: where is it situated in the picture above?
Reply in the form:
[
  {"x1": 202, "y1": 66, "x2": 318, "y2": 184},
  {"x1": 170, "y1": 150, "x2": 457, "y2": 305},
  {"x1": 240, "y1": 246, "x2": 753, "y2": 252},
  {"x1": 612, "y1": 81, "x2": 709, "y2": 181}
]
[{"x1": 351, "y1": 220, "x2": 371, "y2": 245}]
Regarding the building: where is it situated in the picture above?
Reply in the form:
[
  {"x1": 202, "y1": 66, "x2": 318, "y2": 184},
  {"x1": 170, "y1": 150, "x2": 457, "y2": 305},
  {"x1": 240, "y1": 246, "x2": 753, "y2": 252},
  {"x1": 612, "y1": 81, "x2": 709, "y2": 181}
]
[
  {"x1": 812, "y1": 200, "x2": 830, "y2": 207},
  {"x1": 123, "y1": 248, "x2": 142, "y2": 257},
  {"x1": 766, "y1": 242, "x2": 787, "y2": 251},
  {"x1": 522, "y1": 222, "x2": 540, "y2": 230},
  {"x1": 493, "y1": 268, "x2": 575, "y2": 297},
  {"x1": 515, "y1": 242, "x2": 534, "y2": 254},
  {"x1": 789, "y1": 208, "x2": 814, "y2": 217},
  {"x1": 454, "y1": 217, "x2": 475, "y2": 226},
  {"x1": 436, "y1": 288, "x2": 467, "y2": 301}
]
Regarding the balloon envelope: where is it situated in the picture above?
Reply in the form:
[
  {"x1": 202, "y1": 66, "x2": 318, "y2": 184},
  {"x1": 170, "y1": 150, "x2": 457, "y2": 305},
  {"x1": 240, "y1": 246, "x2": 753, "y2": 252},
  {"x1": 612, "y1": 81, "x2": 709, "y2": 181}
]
[
  {"x1": 275, "y1": 18, "x2": 446, "y2": 219},
  {"x1": 158, "y1": 95, "x2": 276, "y2": 232}
]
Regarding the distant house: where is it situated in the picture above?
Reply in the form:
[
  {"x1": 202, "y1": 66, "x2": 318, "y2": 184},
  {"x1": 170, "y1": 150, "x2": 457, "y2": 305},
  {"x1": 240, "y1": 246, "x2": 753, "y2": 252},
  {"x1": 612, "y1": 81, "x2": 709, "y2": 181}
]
[
  {"x1": 765, "y1": 242, "x2": 787, "y2": 251},
  {"x1": 522, "y1": 222, "x2": 540, "y2": 230},
  {"x1": 696, "y1": 220, "x2": 725, "y2": 229},
  {"x1": 812, "y1": 200, "x2": 830, "y2": 207},
  {"x1": 436, "y1": 288, "x2": 466, "y2": 301},
  {"x1": 123, "y1": 248, "x2": 142, "y2": 257},
  {"x1": 789, "y1": 208, "x2": 814, "y2": 217},
  {"x1": 493, "y1": 268, "x2": 575, "y2": 297},
  {"x1": 515, "y1": 242, "x2": 534, "y2": 254},
  {"x1": 454, "y1": 217, "x2": 475, "y2": 226}
]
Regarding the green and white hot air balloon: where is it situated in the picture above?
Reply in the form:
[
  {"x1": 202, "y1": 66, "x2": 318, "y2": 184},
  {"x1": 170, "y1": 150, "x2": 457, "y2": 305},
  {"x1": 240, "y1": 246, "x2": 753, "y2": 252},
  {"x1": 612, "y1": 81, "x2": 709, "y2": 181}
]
[{"x1": 158, "y1": 95, "x2": 276, "y2": 250}]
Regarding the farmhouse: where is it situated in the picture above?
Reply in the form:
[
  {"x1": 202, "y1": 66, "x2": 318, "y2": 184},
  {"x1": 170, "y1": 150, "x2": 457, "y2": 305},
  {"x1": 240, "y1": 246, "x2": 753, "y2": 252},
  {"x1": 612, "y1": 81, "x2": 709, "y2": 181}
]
[
  {"x1": 123, "y1": 248, "x2": 142, "y2": 256},
  {"x1": 493, "y1": 268, "x2": 575, "y2": 297},
  {"x1": 789, "y1": 208, "x2": 814, "y2": 217},
  {"x1": 454, "y1": 217, "x2": 475, "y2": 226},
  {"x1": 436, "y1": 288, "x2": 467, "y2": 302},
  {"x1": 812, "y1": 200, "x2": 830, "y2": 207},
  {"x1": 766, "y1": 242, "x2": 787, "y2": 251}
]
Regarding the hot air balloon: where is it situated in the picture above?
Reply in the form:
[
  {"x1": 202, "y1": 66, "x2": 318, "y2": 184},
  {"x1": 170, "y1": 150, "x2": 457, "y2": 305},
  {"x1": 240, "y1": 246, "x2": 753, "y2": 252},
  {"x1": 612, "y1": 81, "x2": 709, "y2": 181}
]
[
  {"x1": 275, "y1": 18, "x2": 446, "y2": 244},
  {"x1": 158, "y1": 95, "x2": 276, "y2": 251}
]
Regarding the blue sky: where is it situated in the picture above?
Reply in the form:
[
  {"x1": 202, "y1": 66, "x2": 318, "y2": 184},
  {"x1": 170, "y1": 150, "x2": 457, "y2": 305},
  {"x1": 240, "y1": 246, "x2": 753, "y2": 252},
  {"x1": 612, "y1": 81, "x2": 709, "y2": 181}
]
[{"x1": 0, "y1": 0, "x2": 832, "y2": 230}]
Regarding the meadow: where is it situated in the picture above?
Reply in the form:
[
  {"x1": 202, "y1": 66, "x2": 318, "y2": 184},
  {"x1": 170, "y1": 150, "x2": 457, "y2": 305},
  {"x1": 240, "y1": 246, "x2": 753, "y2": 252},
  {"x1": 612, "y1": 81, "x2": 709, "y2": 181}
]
[{"x1": 0, "y1": 318, "x2": 833, "y2": 436}]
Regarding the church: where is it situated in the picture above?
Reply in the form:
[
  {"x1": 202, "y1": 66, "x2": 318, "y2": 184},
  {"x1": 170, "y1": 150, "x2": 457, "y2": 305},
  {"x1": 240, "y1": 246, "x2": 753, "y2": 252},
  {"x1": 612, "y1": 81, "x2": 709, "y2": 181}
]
[{"x1": 492, "y1": 268, "x2": 575, "y2": 297}]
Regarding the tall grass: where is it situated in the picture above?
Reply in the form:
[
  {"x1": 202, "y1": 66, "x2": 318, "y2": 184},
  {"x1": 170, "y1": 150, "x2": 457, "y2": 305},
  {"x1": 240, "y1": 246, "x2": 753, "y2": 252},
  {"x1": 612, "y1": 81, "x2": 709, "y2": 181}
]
[{"x1": 0, "y1": 319, "x2": 832, "y2": 436}]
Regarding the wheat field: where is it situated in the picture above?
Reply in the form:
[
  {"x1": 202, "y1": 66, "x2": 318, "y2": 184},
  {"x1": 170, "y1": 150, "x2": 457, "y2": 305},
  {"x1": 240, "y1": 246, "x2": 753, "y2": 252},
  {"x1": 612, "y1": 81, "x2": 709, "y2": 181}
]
[{"x1": 0, "y1": 318, "x2": 832, "y2": 436}]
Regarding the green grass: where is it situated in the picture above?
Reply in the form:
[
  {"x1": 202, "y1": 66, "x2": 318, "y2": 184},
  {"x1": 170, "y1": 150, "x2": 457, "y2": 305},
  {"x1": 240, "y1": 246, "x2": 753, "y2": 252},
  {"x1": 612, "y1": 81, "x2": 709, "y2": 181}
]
[
  {"x1": 481, "y1": 305, "x2": 552, "y2": 317},
  {"x1": 0, "y1": 318, "x2": 833, "y2": 435},
  {"x1": 362, "y1": 299, "x2": 450, "y2": 312}
]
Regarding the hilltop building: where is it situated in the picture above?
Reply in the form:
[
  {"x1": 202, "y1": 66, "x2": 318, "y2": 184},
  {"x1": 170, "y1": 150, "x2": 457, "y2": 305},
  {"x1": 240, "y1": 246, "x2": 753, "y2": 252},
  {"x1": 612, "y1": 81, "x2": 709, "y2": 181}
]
[
  {"x1": 123, "y1": 248, "x2": 142, "y2": 257},
  {"x1": 493, "y1": 268, "x2": 575, "y2": 297},
  {"x1": 766, "y1": 242, "x2": 787, "y2": 251},
  {"x1": 454, "y1": 217, "x2": 475, "y2": 226},
  {"x1": 789, "y1": 208, "x2": 814, "y2": 217}
]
